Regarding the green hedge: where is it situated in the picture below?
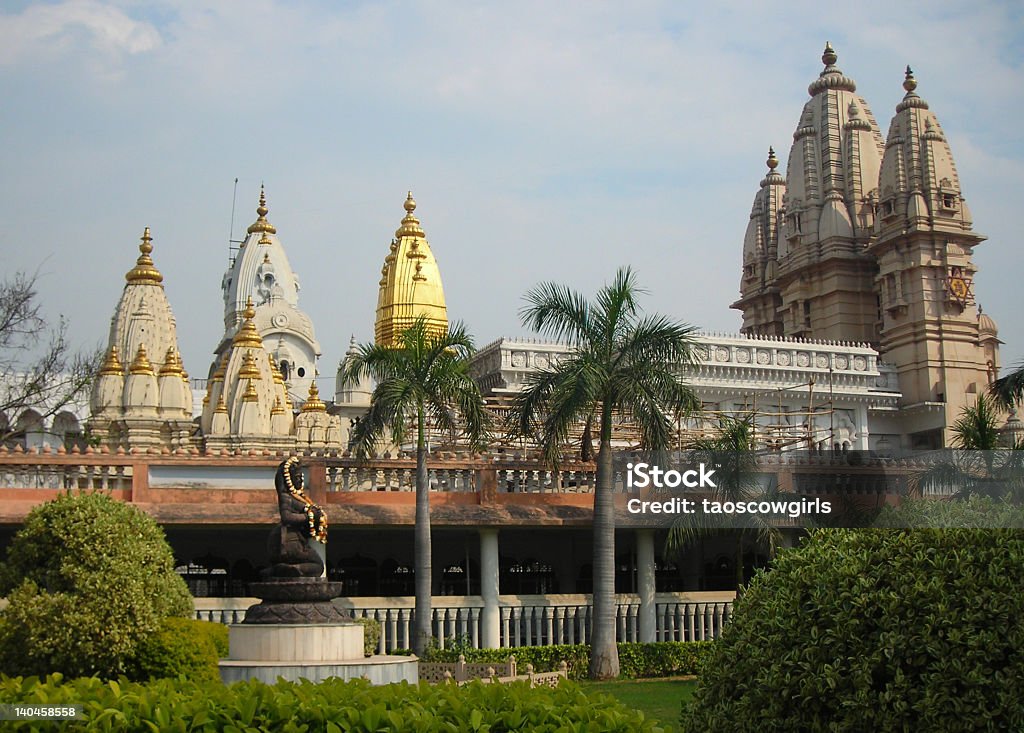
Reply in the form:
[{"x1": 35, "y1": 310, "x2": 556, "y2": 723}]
[
  {"x1": 682, "y1": 527, "x2": 1024, "y2": 732},
  {"x1": 128, "y1": 619, "x2": 227, "y2": 683},
  {"x1": 354, "y1": 618, "x2": 381, "y2": 657},
  {"x1": 0, "y1": 674, "x2": 663, "y2": 732},
  {"x1": 417, "y1": 641, "x2": 711, "y2": 680},
  {"x1": 0, "y1": 492, "x2": 193, "y2": 679}
]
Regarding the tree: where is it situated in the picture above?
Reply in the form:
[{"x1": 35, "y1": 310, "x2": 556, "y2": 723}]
[
  {"x1": 509, "y1": 267, "x2": 700, "y2": 680},
  {"x1": 0, "y1": 271, "x2": 101, "y2": 445},
  {"x1": 0, "y1": 492, "x2": 193, "y2": 678},
  {"x1": 991, "y1": 360, "x2": 1024, "y2": 410},
  {"x1": 340, "y1": 318, "x2": 489, "y2": 656},
  {"x1": 667, "y1": 415, "x2": 779, "y2": 592},
  {"x1": 912, "y1": 395, "x2": 1024, "y2": 502}
]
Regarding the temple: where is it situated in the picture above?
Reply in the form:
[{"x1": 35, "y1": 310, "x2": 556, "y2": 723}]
[
  {"x1": 732, "y1": 46, "x2": 999, "y2": 448},
  {"x1": 0, "y1": 47, "x2": 1016, "y2": 653}
]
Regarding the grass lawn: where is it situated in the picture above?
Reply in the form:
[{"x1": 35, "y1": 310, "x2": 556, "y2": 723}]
[{"x1": 579, "y1": 676, "x2": 698, "y2": 732}]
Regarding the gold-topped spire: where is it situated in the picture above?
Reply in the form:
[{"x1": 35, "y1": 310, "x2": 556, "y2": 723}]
[
  {"x1": 270, "y1": 356, "x2": 285, "y2": 384},
  {"x1": 271, "y1": 396, "x2": 285, "y2": 415},
  {"x1": 215, "y1": 392, "x2": 228, "y2": 413},
  {"x1": 301, "y1": 381, "x2": 327, "y2": 412},
  {"x1": 903, "y1": 65, "x2": 917, "y2": 93},
  {"x1": 375, "y1": 192, "x2": 448, "y2": 346},
  {"x1": 159, "y1": 347, "x2": 184, "y2": 376},
  {"x1": 246, "y1": 184, "x2": 278, "y2": 235},
  {"x1": 100, "y1": 345, "x2": 124, "y2": 376},
  {"x1": 129, "y1": 344, "x2": 155, "y2": 375},
  {"x1": 395, "y1": 191, "x2": 426, "y2": 239},
  {"x1": 232, "y1": 297, "x2": 264, "y2": 348},
  {"x1": 125, "y1": 227, "x2": 164, "y2": 285},
  {"x1": 239, "y1": 351, "x2": 262, "y2": 379},
  {"x1": 242, "y1": 379, "x2": 259, "y2": 402},
  {"x1": 766, "y1": 147, "x2": 778, "y2": 171}
]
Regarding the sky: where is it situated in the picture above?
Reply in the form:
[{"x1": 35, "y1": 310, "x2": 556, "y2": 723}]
[{"x1": 2, "y1": 0, "x2": 1022, "y2": 392}]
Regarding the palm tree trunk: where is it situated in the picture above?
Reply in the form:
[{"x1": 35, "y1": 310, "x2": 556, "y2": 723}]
[
  {"x1": 589, "y1": 407, "x2": 620, "y2": 680},
  {"x1": 413, "y1": 408, "x2": 432, "y2": 657}
]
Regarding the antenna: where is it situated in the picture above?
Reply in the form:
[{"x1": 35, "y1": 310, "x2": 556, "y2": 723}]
[{"x1": 227, "y1": 177, "x2": 243, "y2": 267}]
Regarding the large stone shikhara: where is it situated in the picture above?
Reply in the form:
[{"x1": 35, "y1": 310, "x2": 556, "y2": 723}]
[{"x1": 243, "y1": 457, "x2": 349, "y2": 624}]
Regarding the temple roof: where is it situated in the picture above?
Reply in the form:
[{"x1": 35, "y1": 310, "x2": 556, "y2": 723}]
[{"x1": 374, "y1": 192, "x2": 448, "y2": 346}]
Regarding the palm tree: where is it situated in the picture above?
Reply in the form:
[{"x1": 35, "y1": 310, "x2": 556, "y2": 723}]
[
  {"x1": 667, "y1": 415, "x2": 780, "y2": 592},
  {"x1": 912, "y1": 395, "x2": 1024, "y2": 502},
  {"x1": 510, "y1": 267, "x2": 700, "y2": 680},
  {"x1": 340, "y1": 318, "x2": 489, "y2": 656},
  {"x1": 991, "y1": 361, "x2": 1024, "y2": 409}
]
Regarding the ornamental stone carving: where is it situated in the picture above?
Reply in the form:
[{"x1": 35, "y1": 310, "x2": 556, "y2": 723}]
[
  {"x1": 853, "y1": 356, "x2": 866, "y2": 371},
  {"x1": 715, "y1": 348, "x2": 730, "y2": 362},
  {"x1": 816, "y1": 355, "x2": 829, "y2": 368},
  {"x1": 756, "y1": 351, "x2": 771, "y2": 365},
  {"x1": 736, "y1": 349, "x2": 751, "y2": 363},
  {"x1": 777, "y1": 352, "x2": 791, "y2": 366},
  {"x1": 835, "y1": 356, "x2": 849, "y2": 370},
  {"x1": 511, "y1": 352, "x2": 526, "y2": 367},
  {"x1": 796, "y1": 353, "x2": 810, "y2": 367}
]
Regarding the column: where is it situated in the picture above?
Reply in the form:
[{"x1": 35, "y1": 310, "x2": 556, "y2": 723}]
[
  {"x1": 637, "y1": 529, "x2": 656, "y2": 643},
  {"x1": 480, "y1": 528, "x2": 500, "y2": 649}
]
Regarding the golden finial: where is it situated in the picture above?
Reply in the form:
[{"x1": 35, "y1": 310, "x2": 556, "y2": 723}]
[
  {"x1": 211, "y1": 353, "x2": 227, "y2": 382},
  {"x1": 301, "y1": 381, "x2": 327, "y2": 412},
  {"x1": 239, "y1": 351, "x2": 262, "y2": 379},
  {"x1": 269, "y1": 356, "x2": 285, "y2": 384},
  {"x1": 271, "y1": 396, "x2": 285, "y2": 415},
  {"x1": 159, "y1": 347, "x2": 184, "y2": 376},
  {"x1": 766, "y1": 147, "x2": 778, "y2": 171},
  {"x1": 822, "y1": 42, "x2": 837, "y2": 67},
  {"x1": 129, "y1": 344, "x2": 154, "y2": 375},
  {"x1": 232, "y1": 296, "x2": 264, "y2": 348},
  {"x1": 215, "y1": 392, "x2": 228, "y2": 413},
  {"x1": 903, "y1": 65, "x2": 917, "y2": 93},
  {"x1": 395, "y1": 191, "x2": 426, "y2": 239},
  {"x1": 259, "y1": 232, "x2": 272, "y2": 245},
  {"x1": 125, "y1": 227, "x2": 164, "y2": 285},
  {"x1": 242, "y1": 379, "x2": 259, "y2": 402},
  {"x1": 247, "y1": 184, "x2": 278, "y2": 235},
  {"x1": 100, "y1": 345, "x2": 124, "y2": 376}
]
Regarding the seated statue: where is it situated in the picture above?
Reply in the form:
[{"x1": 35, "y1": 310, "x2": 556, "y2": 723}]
[{"x1": 264, "y1": 456, "x2": 329, "y2": 578}]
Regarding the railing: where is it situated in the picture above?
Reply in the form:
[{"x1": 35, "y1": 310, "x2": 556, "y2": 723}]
[
  {"x1": 331, "y1": 593, "x2": 733, "y2": 651},
  {"x1": 193, "y1": 593, "x2": 735, "y2": 653}
]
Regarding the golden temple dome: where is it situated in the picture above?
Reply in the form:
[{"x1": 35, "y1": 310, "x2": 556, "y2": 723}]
[
  {"x1": 301, "y1": 381, "x2": 327, "y2": 413},
  {"x1": 125, "y1": 227, "x2": 164, "y2": 285},
  {"x1": 99, "y1": 345, "x2": 124, "y2": 376},
  {"x1": 129, "y1": 344, "x2": 155, "y2": 375},
  {"x1": 375, "y1": 192, "x2": 448, "y2": 347},
  {"x1": 247, "y1": 185, "x2": 277, "y2": 235},
  {"x1": 232, "y1": 297, "x2": 264, "y2": 348}
]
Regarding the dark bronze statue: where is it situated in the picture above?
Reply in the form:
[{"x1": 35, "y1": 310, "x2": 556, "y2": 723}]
[
  {"x1": 244, "y1": 457, "x2": 347, "y2": 624},
  {"x1": 264, "y1": 456, "x2": 328, "y2": 578}
]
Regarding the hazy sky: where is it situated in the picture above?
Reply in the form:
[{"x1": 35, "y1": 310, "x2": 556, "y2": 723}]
[{"x1": 3, "y1": 1, "x2": 1022, "y2": 391}]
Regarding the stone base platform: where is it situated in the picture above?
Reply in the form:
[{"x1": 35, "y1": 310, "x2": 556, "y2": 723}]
[
  {"x1": 219, "y1": 655, "x2": 418, "y2": 685},
  {"x1": 219, "y1": 622, "x2": 418, "y2": 685}
]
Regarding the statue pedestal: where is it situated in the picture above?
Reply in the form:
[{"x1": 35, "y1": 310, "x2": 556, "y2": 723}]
[{"x1": 219, "y1": 578, "x2": 418, "y2": 685}]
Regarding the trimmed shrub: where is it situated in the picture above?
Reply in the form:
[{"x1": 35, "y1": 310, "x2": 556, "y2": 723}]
[
  {"x1": 682, "y1": 527, "x2": 1024, "y2": 732},
  {"x1": 0, "y1": 492, "x2": 192, "y2": 679},
  {"x1": 128, "y1": 618, "x2": 224, "y2": 683},
  {"x1": 419, "y1": 641, "x2": 711, "y2": 680},
  {"x1": 0, "y1": 673, "x2": 663, "y2": 731},
  {"x1": 354, "y1": 617, "x2": 381, "y2": 657}
]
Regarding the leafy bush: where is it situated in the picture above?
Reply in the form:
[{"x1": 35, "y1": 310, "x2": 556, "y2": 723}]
[
  {"x1": 0, "y1": 492, "x2": 193, "y2": 679},
  {"x1": 418, "y1": 641, "x2": 711, "y2": 680},
  {"x1": 128, "y1": 618, "x2": 225, "y2": 683},
  {"x1": 682, "y1": 527, "x2": 1024, "y2": 732},
  {"x1": 354, "y1": 618, "x2": 381, "y2": 657},
  {"x1": 0, "y1": 673, "x2": 663, "y2": 732}
]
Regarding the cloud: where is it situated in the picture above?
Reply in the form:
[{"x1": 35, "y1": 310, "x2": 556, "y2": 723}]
[{"x1": 0, "y1": 0, "x2": 161, "y2": 65}]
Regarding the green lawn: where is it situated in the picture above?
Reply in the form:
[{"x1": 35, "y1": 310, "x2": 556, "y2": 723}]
[{"x1": 579, "y1": 677, "x2": 698, "y2": 732}]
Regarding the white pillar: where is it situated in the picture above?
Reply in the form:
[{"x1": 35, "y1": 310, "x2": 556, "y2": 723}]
[
  {"x1": 480, "y1": 529, "x2": 500, "y2": 649},
  {"x1": 637, "y1": 529, "x2": 656, "y2": 643}
]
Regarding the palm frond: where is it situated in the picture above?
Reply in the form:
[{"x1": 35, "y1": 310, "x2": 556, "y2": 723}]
[
  {"x1": 519, "y1": 281, "x2": 595, "y2": 347},
  {"x1": 991, "y1": 361, "x2": 1024, "y2": 409}
]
